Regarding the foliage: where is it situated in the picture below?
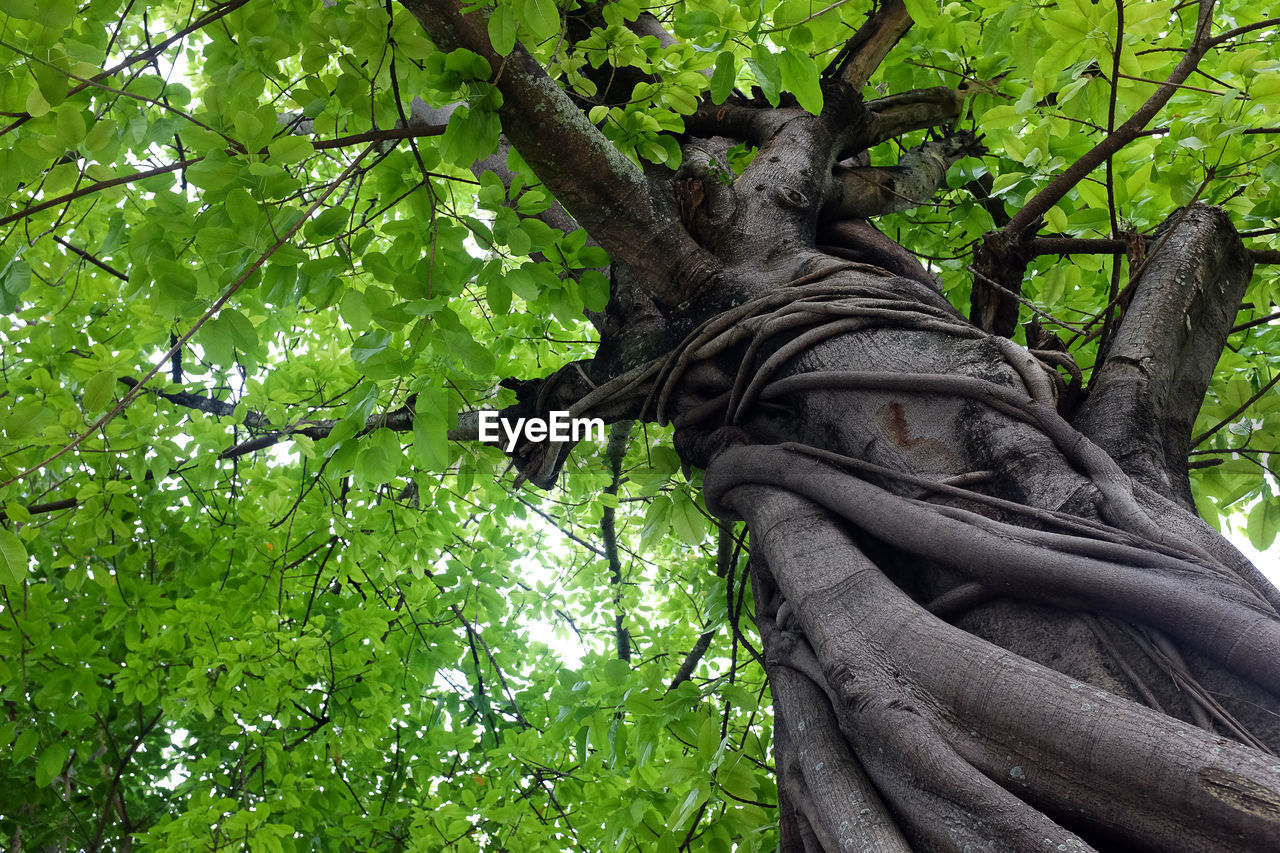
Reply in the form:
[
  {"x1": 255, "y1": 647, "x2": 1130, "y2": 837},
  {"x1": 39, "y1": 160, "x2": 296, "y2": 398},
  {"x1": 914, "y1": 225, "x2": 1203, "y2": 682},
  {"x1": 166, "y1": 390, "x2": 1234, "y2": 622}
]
[{"x1": 0, "y1": 0, "x2": 1276, "y2": 849}]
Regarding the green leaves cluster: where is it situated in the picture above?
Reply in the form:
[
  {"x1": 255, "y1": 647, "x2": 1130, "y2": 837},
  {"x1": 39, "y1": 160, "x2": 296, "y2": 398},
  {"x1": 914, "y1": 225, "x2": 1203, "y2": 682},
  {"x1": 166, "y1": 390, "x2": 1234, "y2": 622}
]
[{"x1": 0, "y1": 0, "x2": 775, "y2": 848}]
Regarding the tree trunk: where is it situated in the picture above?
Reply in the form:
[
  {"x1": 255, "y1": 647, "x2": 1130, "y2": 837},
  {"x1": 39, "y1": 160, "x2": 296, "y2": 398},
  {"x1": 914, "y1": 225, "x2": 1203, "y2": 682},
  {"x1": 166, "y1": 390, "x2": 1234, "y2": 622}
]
[
  {"x1": 678, "y1": 213, "x2": 1280, "y2": 849},
  {"x1": 396, "y1": 1, "x2": 1280, "y2": 846}
]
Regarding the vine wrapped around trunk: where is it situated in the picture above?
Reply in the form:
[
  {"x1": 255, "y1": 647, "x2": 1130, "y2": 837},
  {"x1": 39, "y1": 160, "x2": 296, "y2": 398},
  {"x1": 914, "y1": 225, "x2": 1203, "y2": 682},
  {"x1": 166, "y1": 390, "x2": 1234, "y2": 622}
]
[{"x1": 393, "y1": 0, "x2": 1280, "y2": 847}]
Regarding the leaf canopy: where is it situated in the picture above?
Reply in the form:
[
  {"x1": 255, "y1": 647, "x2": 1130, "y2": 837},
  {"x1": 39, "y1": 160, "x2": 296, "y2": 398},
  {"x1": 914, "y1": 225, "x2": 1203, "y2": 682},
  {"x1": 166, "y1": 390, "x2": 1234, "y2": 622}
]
[{"x1": 0, "y1": 0, "x2": 1277, "y2": 849}]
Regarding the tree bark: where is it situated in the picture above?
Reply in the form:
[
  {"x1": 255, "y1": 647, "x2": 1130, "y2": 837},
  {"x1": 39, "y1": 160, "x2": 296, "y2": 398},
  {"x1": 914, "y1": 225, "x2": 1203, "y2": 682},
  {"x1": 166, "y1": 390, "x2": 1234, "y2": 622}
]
[
  {"x1": 395, "y1": 1, "x2": 1280, "y2": 847},
  {"x1": 1074, "y1": 204, "x2": 1252, "y2": 511}
]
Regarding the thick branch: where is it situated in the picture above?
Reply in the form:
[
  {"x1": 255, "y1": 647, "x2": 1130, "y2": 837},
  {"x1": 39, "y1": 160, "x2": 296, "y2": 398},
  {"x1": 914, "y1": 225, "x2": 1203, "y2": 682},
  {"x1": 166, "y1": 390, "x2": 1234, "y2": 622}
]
[
  {"x1": 824, "y1": 0, "x2": 912, "y2": 91},
  {"x1": 969, "y1": 0, "x2": 1218, "y2": 334},
  {"x1": 861, "y1": 86, "x2": 966, "y2": 146},
  {"x1": 685, "y1": 95, "x2": 797, "y2": 147},
  {"x1": 822, "y1": 132, "x2": 979, "y2": 219},
  {"x1": 1072, "y1": 205, "x2": 1253, "y2": 510},
  {"x1": 816, "y1": 220, "x2": 934, "y2": 287},
  {"x1": 398, "y1": 0, "x2": 718, "y2": 306}
]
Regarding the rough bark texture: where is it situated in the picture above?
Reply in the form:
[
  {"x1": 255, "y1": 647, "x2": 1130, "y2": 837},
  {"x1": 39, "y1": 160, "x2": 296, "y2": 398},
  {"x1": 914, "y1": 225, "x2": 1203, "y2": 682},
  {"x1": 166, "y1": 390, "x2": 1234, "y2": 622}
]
[{"x1": 400, "y1": 1, "x2": 1280, "y2": 848}]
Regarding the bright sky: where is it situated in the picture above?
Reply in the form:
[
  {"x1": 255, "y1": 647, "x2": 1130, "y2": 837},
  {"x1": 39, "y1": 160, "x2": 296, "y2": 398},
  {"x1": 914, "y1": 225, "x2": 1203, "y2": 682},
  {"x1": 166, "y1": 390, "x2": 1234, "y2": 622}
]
[{"x1": 1227, "y1": 527, "x2": 1280, "y2": 586}]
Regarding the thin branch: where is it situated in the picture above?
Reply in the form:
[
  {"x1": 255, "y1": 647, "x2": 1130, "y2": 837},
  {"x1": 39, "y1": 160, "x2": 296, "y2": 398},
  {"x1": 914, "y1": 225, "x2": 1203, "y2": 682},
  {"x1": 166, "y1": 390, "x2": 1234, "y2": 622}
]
[
  {"x1": 1207, "y1": 16, "x2": 1280, "y2": 47},
  {"x1": 669, "y1": 525, "x2": 732, "y2": 690},
  {"x1": 1029, "y1": 236, "x2": 1128, "y2": 255},
  {"x1": 0, "y1": 0, "x2": 252, "y2": 138},
  {"x1": 0, "y1": 124, "x2": 445, "y2": 231},
  {"x1": 1191, "y1": 371, "x2": 1280, "y2": 448},
  {"x1": 53, "y1": 236, "x2": 128, "y2": 281},
  {"x1": 311, "y1": 124, "x2": 446, "y2": 150},
  {"x1": 601, "y1": 420, "x2": 634, "y2": 662},
  {"x1": 1003, "y1": 0, "x2": 1217, "y2": 237},
  {"x1": 764, "y1": 0, "x2": 855, "y2": 33},
  {"x1": 0, "y1": 145, "x2": 377, "y2": 490},
  {"x1": 967, "y1": 266, "x2": 1089, "y2": 335},
  {"x1": 1232, "y1": 310, "x2": 1280, "y2": 333},
  {"x1": 0, "y1": 158, "x2": 200, "y2": 229},
  {"x1": 0, "y1": 37, "x2": 243, "y2": 151}
]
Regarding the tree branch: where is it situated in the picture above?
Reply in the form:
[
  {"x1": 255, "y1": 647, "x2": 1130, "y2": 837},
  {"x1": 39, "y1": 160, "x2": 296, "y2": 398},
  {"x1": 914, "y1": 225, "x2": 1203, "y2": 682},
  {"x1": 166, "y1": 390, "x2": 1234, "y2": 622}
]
[
  {"x1": 398, "y1": 0, "x2": 719, "y2": 306},
  {"x1": 685, "y1": 95, "x2": 796, "y2": 148},
  {"x1": 0, "y1": 146, "x2": 377, "y2": 489},
  {"x1": 53, "y1": 236, "x2": 128, "y2": 281},
  {"x1": 0, "y1": 158, "x2": 201, "y2": 229},
  {"x1": 823, "y1": 0, "x2": 912, "y2": 92},
  {"x1": 601, "y1": 420, "x2": 634, "y2": 662},
  {"x1": 1191, "y1": 371, "x2": 1280, "y2": 449},
  {"x1": 1072, "y1": 204, "x2": 1253, "y2": 509},
  {"x1": 0, "y1": 0, "x2": 252, "y2": 139},
  {"x1": 823, "y1": 132, "x2": 981, "y2": 219},
  {"x1": 862, "y1": 86, "x2": 967, "y2": 146},
  {"x1": 1003, "y1": 0, "x2": 1217, "y2": 238}
]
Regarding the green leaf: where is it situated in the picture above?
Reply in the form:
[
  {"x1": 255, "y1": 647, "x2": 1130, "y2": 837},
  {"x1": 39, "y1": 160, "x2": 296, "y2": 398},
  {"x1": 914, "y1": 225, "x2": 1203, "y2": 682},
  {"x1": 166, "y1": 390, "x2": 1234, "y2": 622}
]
[
  {"x1": 352, "y1": 329, "x2": 393, "y2": 363},
  {"x1": 0, "y1": 528, "x2": 27, "y2": 587},
  {"x1": 1044, "y1": 204, "x2": 1069, "y2": 233},
  {"x1": 670, "y1": 490, "x2": 706, "y2": 547},
  {"x1": 710, "y1": 53, "x2": 736, "y2": 105},
  {"x1": 223, "y1": 308, "x2": 259, "y2": 352},
  {"x1": 439, "y1": 105, "x2": 501, "y2": 167},
  {"x1": 902, "y1": 0, "x2": 939, "y2": 25},
  {"x1": 580, "y1": 270, "x2": 609, "y2": 312},
  {"x1": 486, "y1": 275, "x2": 511, "y2": 314},
  {"x1": 82, "y1": 370, "x2": 117, "y2": 413},
  {"x1": 413, "y1": 389, "x2": 450, "y2": 471},
  {"x1": 356, "y1": 429, "x2": 402, "y2": 485},
  {"x1": 488, "y1": 3, "x2": 517, "y2": 56},
  {"x1": 55, "y1": 106, "x2": 86, "y2": 147},
  {"x1": 665, "y1": 785, "x2": 705, "y2": 830},
  {"x1": 12, "y1": 727, "x2": 38, "y2": 763},
  {"x1": 519, "y1": 0, "x2": 560, "y2": 42},
  {"x1": 0, "y1": 255, "x2": 32, "y2": 313},
  {"x1": 1247, "y1": 497, "x2": 1280, "y2": 552},
  {"x1": 307, "y1": 206, "x2": 349, "y2": 240},
  {"x1": 233, "y1": 110, "x2": 264, "y2": 148},
  {"x1": 224, "y1": 188, "x2": 259, "y2": 226},
  {"x1": 746, "y1": 46, "x2": 781, "y2": 106},
  {"x1": 25, "y1": 83, "x2": 50, "y2": 118},
  {"x1": 267, "y1": 136, "x2": 314, "y2": 164},
  {"x1": 35, "y1": 741, "x2": 69, "y2": 788},
  {"x1": 779, "y1": 48, "x2": 823, "y2": 114}
]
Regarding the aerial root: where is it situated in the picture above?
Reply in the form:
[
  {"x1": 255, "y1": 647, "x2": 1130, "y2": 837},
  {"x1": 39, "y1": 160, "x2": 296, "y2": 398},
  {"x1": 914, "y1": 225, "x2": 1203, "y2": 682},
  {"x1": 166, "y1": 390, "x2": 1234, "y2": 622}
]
[
  {"x1": 759, "y1": 609, "x2": 1093, "y2": 852},
  {"x1": 613, "y1": 266, "x2": 1206, "y2": 571},
  {"x1": 705, "y1": 444, "x2": 1280, "y2": 698},
  {"x1": 732, "y1": 484, "x2": 1280, "y2": 851},
  {"x1": 762, "y1": 631, "x2": 912, "y2": 851}
]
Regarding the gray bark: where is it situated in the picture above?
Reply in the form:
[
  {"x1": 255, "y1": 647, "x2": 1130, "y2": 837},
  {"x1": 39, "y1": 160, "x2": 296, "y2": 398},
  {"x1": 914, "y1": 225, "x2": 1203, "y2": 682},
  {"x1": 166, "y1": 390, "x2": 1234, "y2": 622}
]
[
  {"x1": 1074, "y1": 204, "x2": 1252, "y2": 510},
  {"x1": 398, "y1": 1, "x2": 1280, "y2": 848}
]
